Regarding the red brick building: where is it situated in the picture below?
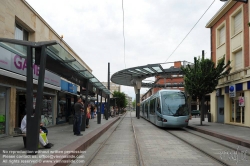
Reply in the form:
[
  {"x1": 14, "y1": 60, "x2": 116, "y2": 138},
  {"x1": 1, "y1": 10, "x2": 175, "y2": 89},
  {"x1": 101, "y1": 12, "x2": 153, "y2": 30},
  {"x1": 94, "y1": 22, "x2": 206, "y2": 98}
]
[
  {"x1": 206, "y1": 1, "x2": 250, "y2": 126},
  {"x1": 141, "y1": 61, "x2": 184, "y2": 100}
]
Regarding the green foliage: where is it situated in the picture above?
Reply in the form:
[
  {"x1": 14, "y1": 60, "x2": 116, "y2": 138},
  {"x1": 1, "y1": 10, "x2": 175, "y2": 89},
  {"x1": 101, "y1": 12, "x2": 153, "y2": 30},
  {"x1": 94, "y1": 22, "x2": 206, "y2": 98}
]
[
  {"x1": 132, "y1": 99, "x2": 136, "y2": 108},
  {"x1": 113, "y1": 91, "x2": 127, "y2": 108},
  {"x1": 181, "y1": 55, "x2": 231, "y2": 99}
]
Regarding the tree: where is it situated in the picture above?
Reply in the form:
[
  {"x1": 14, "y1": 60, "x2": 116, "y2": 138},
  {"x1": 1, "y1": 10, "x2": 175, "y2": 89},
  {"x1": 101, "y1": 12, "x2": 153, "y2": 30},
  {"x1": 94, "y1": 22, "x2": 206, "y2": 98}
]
[
  {"x1": 132, "y1": 99, "x2": 136, "y2": 111},
  {"x1": 113, "y1": 91, "x2": 127, "y2": 113},
  {"x1": 181, "y1": 53, "x2": 231, "y2": 125}
]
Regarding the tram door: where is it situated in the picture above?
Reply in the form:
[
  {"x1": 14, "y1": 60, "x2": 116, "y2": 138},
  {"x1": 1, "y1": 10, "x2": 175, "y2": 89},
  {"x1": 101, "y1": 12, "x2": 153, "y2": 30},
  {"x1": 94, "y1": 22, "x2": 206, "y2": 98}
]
[
  {"x1": 156, "y1": 97, "x2": 162, "y2": 126},
  {"x1": 149, "y1": 98, "x2": 156, "y2": 124}
]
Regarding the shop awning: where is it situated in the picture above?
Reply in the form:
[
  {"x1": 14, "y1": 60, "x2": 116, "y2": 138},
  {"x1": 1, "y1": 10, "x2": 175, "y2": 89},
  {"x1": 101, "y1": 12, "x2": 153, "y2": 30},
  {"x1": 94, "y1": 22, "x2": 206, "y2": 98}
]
[{"x1": 0, "y1": 38, "x2": 111, "y2": 97}]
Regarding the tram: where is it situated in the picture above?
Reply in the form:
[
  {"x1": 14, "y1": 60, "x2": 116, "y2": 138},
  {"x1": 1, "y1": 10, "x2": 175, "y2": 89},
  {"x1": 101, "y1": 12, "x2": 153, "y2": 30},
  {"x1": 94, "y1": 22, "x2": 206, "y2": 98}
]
[{"x1": 140, "y1": 89, "x2": 189, "y2": 128}]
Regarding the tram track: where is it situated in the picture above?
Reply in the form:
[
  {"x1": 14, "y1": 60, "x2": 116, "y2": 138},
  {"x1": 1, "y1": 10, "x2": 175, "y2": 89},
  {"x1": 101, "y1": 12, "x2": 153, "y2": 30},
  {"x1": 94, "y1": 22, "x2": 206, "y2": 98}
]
[
  {"x1": 182, "y1": 127, "x2": 250, "y2": 157},
  {"x1": 130, "y1": 112, "x2": 144, "y2": 166},
  {"x1": 83, "y1": 113, "x2": 127, "y2": 166},
  {"x1": 166, "y1": 128, "x2": 250, "y2": 166},
  {"x1": 84, "y1": 111, "x2": 144, "y2": 166}
]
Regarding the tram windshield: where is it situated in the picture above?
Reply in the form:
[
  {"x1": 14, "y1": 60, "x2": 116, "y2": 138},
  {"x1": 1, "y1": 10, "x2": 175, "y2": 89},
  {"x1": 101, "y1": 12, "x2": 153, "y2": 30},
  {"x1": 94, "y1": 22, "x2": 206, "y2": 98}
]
[{"x1": 161, "y1": 91, "x2": 188, "y2": 116}]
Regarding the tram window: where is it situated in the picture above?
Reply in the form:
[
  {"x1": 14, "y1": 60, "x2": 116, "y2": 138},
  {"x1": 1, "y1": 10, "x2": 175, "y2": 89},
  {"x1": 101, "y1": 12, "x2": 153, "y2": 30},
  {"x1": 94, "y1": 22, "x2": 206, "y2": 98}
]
[
  {"x1": 150, "y1": 98, "x2": 156, "y2": 115},
  {"x1": 145, "y1": 102, "x2": 148, "y2": 113},
  {"x1": 156, "y1": 98, "x2": 161, "y2": 113}
]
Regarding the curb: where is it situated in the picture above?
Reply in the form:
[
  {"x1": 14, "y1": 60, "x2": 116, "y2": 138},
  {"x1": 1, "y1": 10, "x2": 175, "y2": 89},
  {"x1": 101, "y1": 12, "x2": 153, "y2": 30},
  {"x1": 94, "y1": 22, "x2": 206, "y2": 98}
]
[
  {"x1": 34, "y1": 117, "x2": 120, "y2": 166},
  {"x1": 187, "y1": 125, "x2": 250, "y2": 149}
]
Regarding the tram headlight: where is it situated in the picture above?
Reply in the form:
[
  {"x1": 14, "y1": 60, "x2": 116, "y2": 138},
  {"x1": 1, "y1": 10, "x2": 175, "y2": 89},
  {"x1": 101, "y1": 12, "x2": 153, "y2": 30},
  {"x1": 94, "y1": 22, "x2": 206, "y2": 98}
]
[{"x1": 162, "y1": 118, "x2": 167, "y2": 122}]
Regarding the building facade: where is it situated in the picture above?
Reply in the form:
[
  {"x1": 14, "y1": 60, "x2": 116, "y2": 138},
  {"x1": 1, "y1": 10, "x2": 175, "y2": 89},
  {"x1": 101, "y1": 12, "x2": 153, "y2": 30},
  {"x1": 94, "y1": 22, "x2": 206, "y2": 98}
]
[
  {"x1": 141, "y1": 62, "x2": 184, "y2": 100},
  {"x1": 125, "y1": 94, "x2": 132, "y2": 111},
  {"x1": 101, "y1": 82, "x2": 121, "y2": 98},
  {"x1": 0, "y1": 0, "x2": 91, "y2": 136},
  {"x1": 206, "y1": 1, "x2": 250, "y2": 127}
]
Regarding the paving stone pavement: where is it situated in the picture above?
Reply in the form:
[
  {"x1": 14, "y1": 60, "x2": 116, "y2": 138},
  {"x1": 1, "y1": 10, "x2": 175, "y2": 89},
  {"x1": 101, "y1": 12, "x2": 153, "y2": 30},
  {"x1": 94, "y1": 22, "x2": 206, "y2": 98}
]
[
  {"x1": 89, "y1": 113, "x2": 138, "y2": 166},
  {"x1": 133, "y1": 112, "x2": 223, "y2": 166}
]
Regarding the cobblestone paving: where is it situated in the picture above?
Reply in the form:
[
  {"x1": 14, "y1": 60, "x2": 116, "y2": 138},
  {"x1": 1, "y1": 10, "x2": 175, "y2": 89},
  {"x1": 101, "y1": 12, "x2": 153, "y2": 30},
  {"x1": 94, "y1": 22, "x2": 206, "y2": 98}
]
[
  {"x1": 133, "y1": 114, "x2": 223, "y2": 166},
  {"x1": 89, "y1": 113, "x2": 138, "y2": 166}
]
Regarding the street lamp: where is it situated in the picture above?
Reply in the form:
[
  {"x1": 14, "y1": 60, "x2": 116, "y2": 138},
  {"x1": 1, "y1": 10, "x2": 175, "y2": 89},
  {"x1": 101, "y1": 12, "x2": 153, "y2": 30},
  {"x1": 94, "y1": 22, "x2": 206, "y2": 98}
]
[{"x1": 220, "y1": 0, "x2": 248, "y2": 3}]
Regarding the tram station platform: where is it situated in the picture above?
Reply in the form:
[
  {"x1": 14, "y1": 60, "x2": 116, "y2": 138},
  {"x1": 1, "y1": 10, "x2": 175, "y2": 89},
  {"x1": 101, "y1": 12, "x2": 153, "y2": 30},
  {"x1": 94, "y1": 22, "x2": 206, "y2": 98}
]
[
  {"x1": 188, "y1": 117, "x2": 250, "y2": 149},
  {"x1": 0, "y1": 116, "x2": 120, "y2": 166}
]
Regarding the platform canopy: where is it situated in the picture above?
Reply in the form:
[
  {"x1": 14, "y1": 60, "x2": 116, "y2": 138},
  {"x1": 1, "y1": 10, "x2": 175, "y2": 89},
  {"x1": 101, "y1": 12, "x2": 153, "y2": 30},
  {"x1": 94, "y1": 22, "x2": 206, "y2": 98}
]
[
  {"x1": 111, "y1": 63, "x2": 187, "y2": 88},
  {"x1": 0, "y1": 38, "x2": 111, "y2": 97}
]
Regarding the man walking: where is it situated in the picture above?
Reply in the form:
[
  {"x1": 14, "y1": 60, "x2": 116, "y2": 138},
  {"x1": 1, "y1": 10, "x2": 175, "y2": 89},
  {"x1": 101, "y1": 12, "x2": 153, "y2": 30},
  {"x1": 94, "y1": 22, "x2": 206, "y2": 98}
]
[{"x1": 73, "y1": 97, "x2": 84, "y2": 136}]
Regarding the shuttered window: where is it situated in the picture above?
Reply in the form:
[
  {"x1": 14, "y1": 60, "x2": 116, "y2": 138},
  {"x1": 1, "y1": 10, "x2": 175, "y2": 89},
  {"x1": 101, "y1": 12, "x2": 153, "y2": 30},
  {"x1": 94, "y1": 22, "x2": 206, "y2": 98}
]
[
  {"x1": 234, "y1": 11, "x2": 242, "y2": 35},
  {"x1": 219, "y1": 26, "x2": 225, "y2": 45},
  {"x1": 235, "y1": 50, "x2": 243, "y2": 70}
]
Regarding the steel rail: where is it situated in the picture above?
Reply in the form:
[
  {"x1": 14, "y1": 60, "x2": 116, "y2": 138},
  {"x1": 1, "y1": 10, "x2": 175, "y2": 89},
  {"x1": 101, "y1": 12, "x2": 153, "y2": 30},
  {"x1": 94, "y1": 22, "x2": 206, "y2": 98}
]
[
  {"x1": 130, "y1": 111, "x2": 145, "y2": 166},
  {"x1": 84, "y1": 113, "x2": 127, "y2": 166}
]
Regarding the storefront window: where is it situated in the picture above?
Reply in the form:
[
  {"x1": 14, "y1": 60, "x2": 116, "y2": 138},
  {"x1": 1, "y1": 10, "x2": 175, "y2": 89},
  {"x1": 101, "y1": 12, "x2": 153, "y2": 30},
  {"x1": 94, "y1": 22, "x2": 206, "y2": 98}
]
[
  {"x1": 230, "y1": 92, "x2": 245, "y2": 124},
  {"x1": 0, "y1": 87, "x2": 7, "y2": 135},
  {"x1": 41, "y1": 96, "x2": 53, "y2": 126},
  {"x1": 32, "y1": 95, "x2": 54, "y2": 127},
  {"x1": 57, "y1": 92, "x2": 66, "y2": 123}
]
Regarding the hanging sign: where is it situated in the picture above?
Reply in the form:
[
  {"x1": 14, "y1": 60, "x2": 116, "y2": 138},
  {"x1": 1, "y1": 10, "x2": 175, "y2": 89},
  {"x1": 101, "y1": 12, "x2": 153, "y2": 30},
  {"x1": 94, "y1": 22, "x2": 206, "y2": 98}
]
[
  {"x1": 229, "y1": 85, "x2": 236, "y2": 98},
  {"x1": 238, "y1": 96, "x2": 244, "y2": 107}
]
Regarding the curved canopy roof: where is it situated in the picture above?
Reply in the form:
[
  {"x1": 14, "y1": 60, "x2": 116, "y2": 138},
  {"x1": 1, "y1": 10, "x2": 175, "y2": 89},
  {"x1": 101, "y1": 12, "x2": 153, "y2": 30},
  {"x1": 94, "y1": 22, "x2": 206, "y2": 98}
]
[{"x1": 111, "y1": 62, "x2": 188, "y2": 88}]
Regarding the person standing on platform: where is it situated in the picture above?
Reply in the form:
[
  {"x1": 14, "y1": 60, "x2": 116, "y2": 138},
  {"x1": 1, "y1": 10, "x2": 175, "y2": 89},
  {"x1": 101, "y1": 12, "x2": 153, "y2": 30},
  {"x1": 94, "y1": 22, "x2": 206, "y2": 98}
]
[
  {"x1": 86, "y1": 104, "x2": 91, "y2": 128},
  {"x1": 90, "y1": 104, "x2": 95, "y2": 119},
  {"x1": 73, "y1": 97, "x2": 84, "y2": 136}
]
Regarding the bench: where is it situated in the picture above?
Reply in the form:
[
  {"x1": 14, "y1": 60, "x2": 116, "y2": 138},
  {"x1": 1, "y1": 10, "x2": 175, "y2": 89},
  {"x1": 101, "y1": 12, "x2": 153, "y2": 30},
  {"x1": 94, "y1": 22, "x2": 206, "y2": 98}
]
[{"x1": 13, "y1": 128, "x2": 26, "y2": 148}]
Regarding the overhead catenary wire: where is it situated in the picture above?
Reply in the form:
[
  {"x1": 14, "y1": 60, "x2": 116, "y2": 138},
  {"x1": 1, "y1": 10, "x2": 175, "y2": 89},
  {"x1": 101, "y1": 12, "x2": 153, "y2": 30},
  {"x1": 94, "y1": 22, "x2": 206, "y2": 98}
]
[
  {"x1": 164, "y1": 0, "x2": 216, "y2": 63},
  {"x1": 122, "y1": 0, "x2": 126, "y2": 69}
]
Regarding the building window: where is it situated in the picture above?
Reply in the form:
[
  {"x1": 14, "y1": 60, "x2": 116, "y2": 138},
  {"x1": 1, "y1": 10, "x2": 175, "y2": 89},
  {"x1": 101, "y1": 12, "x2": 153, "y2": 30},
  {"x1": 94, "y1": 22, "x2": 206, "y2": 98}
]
[
  {"x1": 15, "y1": 23, "x2": 29, "y2": 41},
  {"x1": 234, "y1": 50, "x2": 243, "y2": 71},
  {"x1": 219, "y1": 26, "x2": 225, "y2": 45},
  {"x1": 233, "y1": 11, "x2": 242, "y2": 35}
]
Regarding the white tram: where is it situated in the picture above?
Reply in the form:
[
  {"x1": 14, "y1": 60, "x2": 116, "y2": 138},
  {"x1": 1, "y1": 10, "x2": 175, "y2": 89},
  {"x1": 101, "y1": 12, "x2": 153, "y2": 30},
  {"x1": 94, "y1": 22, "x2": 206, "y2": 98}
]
[{"x1": 140, "y1": 89, "x2": 189, "y2": 128}]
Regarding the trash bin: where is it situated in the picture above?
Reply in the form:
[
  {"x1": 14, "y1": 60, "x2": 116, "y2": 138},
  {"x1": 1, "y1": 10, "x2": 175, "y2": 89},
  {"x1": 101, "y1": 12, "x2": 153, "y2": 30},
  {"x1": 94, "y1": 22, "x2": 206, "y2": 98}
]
[{"x1": 207, "y1": 112, "x2": 211, "y2": 122}]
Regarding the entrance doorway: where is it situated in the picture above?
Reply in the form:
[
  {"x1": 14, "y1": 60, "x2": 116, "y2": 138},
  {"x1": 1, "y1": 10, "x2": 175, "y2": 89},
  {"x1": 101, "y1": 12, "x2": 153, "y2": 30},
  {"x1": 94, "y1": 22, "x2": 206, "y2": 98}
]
[
  {"x1": 217, "y1": 96, "x2": 224, "y2": 123},
  {"x1": 230, "y1": 93, "x2": 245, "y2": 124}
]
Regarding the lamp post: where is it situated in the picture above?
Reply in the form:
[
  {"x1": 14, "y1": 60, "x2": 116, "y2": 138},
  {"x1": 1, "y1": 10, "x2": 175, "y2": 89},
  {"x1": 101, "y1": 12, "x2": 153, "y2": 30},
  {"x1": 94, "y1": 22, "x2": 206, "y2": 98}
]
[{"x1": 220, "y1": 0, "x2": 248, "y2": 3}]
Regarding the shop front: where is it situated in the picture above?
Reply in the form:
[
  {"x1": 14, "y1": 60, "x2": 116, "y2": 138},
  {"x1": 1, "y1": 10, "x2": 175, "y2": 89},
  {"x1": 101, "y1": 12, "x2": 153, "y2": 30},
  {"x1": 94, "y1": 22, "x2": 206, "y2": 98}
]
[
  {"x1": 57, "y1": 80, "x2": 77, "y2": 124},
  {"x1": 16, "y1": 90, "x2": 56, "y2": 127},
  {"x1": 0, "y1": 46, "x2": 61, "y2": 134},
  {"x1": 223, "y1": 83, "x2": 250, "y2": 127},
  {"x1": 0, "y1": 86, "x2": 8, "y2": 135}
]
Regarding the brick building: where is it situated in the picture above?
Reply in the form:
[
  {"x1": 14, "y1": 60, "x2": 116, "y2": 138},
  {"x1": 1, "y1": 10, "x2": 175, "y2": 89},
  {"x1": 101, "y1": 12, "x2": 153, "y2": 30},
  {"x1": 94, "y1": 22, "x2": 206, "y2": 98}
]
[
  {"x1": 206, "y1": 1, "x2": 250, "y2": 126},
  {"x1": 141, "y1": 62, "x2": 184, "y2": 100}
]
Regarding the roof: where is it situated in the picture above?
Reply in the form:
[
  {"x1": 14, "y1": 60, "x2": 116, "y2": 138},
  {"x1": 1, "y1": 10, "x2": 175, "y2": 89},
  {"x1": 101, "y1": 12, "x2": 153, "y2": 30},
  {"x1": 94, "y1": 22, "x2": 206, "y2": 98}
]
[
  {"x1": 206, "y1": 1, "x2": 236, "y2": 28},
  {"x1": 111, "y1": 62, "x2": 189, "y2": 88},
  {"x1": 0, "y1": 38, "x2": 111, "y2": 96}
]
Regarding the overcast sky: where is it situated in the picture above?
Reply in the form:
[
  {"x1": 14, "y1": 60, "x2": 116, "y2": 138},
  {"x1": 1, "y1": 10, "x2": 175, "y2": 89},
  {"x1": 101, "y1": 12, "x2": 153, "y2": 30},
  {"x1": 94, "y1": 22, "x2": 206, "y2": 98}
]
[{"x1": 26, "y1": 0, "x2": 225, "y2": 100}]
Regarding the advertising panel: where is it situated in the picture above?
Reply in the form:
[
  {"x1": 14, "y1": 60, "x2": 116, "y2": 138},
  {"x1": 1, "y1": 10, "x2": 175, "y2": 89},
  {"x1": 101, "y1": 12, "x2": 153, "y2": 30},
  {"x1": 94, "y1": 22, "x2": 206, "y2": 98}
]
[{"x1": 0, "y1": 47, "x2": 60, "y2": 87}]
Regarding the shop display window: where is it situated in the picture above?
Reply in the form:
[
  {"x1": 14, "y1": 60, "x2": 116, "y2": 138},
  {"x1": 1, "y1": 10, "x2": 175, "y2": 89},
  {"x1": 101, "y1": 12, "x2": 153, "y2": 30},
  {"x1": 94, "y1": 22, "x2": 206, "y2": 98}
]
[
  {"x1": 33, "y1": 95, "x2": 54, "y2": 127},
  {"x1": 230, "y1": 92, "x2": 245, "y2": 124},
  {"x1": 58, "y1": 92, "x2": 66, "y2": 123},
  {"x1": 0, "y1": 87, "x2": 7, "y2": 135}
]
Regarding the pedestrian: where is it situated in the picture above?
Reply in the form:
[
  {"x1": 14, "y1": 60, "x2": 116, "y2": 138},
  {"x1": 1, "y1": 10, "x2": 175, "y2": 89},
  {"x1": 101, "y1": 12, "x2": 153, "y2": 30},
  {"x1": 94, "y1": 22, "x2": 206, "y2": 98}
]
[
  {"x1": 110, "y1": 106, "x2": 114, "y2": 118},
  {"x1": 91, "y1": 104, "x2": 95, "y2": 119},
  {"x1": 86, "y1": 104, "x2": 91, "y2": 128},
  {"x1": 21, "y1": 111, "x2": 53, "y2": 149},
  {"x1": 73, "y1": 97, "x2": 84, "y2": 136},
  {"x1": 94, "y1": 106, "x2": 97, "y2": 118}
]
